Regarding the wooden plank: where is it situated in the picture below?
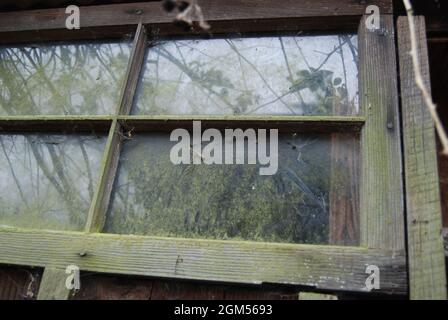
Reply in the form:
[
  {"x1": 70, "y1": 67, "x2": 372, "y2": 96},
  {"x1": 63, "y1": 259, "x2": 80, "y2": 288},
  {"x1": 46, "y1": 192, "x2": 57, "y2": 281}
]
[
  {"x1": 85, "y1": 119, "x2": 122, "y2": 232},
  {"x1": 0, "y1": 18, "x2": 361, "y2": 44},
  {"x1": 0, "y1": 116, "x2": 112, "y2": 133},
  {"x1": 117, "y1": 22, "x2": 147, "y2": 115},
  {"x1": 37, "y1": 267, "x2": 72, "y2": 300},
  {"x1": 299, "y1": 292, "x2": 337, "y2": 300},
  {"x1": 0, "y1": 228, "x2": 407, "y2": 294},
  {"x1": 358, "y1": 15, "x2": 405, "y2": 250},
  {"x1": 0, "y1": 116, "x2": 364, "y2": 133},
  {"x1": 0, "y1": 0, "x2": 393, "y2": 34},
  {"x1": 118, "y1": 116, "x2": 365, "y2": 133},
  {"x1": 85, "y1": 23, "x2": 147, "y2": 232},
  {"x1": 397, "y1": 16, "x2": 447, "y2": 300},
  {"x1": 443, "y1": 229, "x2": 448, "y2": 258}
]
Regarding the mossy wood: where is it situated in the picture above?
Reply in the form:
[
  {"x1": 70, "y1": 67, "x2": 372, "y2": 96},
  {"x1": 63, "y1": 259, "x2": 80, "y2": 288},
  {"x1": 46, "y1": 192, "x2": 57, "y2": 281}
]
[
  {"x1": 0, "y1": 1, "x2": 418, "y2": 299},
  {"x1": 397, "y1": 16, "x2": 447, "y2": 300},
  {"x1": 85, "y1": 23, "x2": 148, "y2": 233},
  {"x1": 0, "y1": 228, "x2": 407, "y2": 295},
  {"x1": 359, "y1": 15, "x2": 405, "y2": 250}
]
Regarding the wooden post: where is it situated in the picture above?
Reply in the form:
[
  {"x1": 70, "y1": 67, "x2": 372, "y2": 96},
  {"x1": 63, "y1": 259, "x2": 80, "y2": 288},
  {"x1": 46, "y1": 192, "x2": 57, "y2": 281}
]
[
  {"x1": 37, "y1": 268, "x2": 72, "y2": 300},
  {"x1": 397, "y1": 16, "x2": 447, "y2": 300}
]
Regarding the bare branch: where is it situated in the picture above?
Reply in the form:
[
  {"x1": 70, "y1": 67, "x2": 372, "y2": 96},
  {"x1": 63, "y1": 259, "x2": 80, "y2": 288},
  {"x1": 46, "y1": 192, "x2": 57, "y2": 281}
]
[{"x1": 403, "y1": 0, "x2": 448, "y2": 155}]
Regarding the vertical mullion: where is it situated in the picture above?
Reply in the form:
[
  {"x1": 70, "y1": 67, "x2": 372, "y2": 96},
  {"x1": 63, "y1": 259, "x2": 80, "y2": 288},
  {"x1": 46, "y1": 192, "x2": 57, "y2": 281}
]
[
  {"x1": 85, "y1": 23, "x2": 147, "y2": 232},
  {"x1": 358, "y1": 15, "x2": 405, "y2": 250},
  {"x1": 397, "y1": 16, "x2": 447, "y2": 300},
  {"x1": 117, "y1": 22, "x2": 148, "y2": 116},
  {"x1": 85, "y1": 118, "x2": 121, "y2": 232}
]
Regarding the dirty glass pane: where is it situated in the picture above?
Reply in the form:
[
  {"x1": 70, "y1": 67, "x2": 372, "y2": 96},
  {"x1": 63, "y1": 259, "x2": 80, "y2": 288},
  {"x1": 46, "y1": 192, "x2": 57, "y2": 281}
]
[
  {"x1": 0, "y1": 133, "x2": 107, "y2": 231},
  {"x1": 132, "y1": 35, "x2": 358, "y2": 116},
  {"x1": 105, "y1": 132, "x2": 359, "y2": 245},
  {"x1": 0, "y1": 41, "x2": 131, "y2": 115}
]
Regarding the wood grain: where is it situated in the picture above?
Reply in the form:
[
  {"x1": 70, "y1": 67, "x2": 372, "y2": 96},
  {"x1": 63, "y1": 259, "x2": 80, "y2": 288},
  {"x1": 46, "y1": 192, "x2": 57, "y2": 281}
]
[
  {"x1": 0, "y1": 0, "x2": 393, "y2": 43},
  {"x1": 0, "y1": 116, "x2": 112, "y2": 133},
  {"x1": 37, "y1": 267, "x2": 72, "y2": 300},
  {"x1": 358, "y1": 15, "x2": 405, "y2": 251},
  {"x1": 0, "y1": 0, "x2": 393, "y2": 32},
  {"x1": 118, "y1": 116, "x2": 366, "y2": 133},
  {"x1": 0, "y1": 228, "x2": 407, "y2": 295},
  {"x1": 397, "y1": 16, "x2": 447, "y2": 300},
  {"x1": 85, "y1": 119, "x2": 122, "y2": 233},
  {"x1": 117, "y1": 23, "x2": 147, "y2": 115},
  {"x1": 86, "y1": 23, "x2": 146, "y2": 232}
]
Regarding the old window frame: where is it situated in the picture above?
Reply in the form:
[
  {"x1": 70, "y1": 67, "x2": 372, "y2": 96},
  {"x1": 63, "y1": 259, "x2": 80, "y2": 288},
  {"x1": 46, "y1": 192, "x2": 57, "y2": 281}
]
[{"x1": 0, "y1": 0, "x2": 408, "y2": 297}]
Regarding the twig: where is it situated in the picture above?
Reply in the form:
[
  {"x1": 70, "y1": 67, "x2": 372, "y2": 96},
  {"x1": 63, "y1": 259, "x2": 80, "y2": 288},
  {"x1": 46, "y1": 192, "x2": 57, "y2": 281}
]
[
  {"x1": 177, "y1": 0, "x2": 210, "y2": 30},
  {"x1": 403, "y1": 0, "x2": 448, "y2": 155}
]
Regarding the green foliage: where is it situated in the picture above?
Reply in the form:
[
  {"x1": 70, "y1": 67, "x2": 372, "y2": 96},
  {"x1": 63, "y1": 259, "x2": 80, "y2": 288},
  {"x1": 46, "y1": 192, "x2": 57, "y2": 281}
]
[{"x1": 106, "y1": 133, "x2": 332, "y2": 244}]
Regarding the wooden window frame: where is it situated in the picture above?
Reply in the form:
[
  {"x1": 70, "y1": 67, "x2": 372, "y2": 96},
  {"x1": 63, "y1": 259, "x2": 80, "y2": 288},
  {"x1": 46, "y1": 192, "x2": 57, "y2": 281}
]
[{"x1": 0, "y1": 0, "x2": 411, "y2": 298}]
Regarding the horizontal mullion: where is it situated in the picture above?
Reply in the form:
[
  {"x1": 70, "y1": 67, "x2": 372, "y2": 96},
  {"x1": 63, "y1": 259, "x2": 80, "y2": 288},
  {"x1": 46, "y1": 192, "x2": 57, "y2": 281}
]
[
  {"x1": 0, "y1": 116, "x2": 114, "y2": 132},
  {"x1": 118, "y1": 115, "x2": 365, "y2": 133},
  {"x1": 0, "y1": 227, "x2": 406, "y2": 294}
]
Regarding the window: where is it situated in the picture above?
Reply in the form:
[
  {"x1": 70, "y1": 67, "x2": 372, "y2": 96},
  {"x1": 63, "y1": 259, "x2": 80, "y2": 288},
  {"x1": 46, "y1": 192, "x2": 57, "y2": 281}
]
[
  {"x1": 0, "y1": 133, "x2": 106, "y2": 231},
  {"x1": 106, "y1": 132, "x2": 359, "y2": 245},
  {"x1": 132, "y1": 36, "x2": 359, "y2": 116},
  {"x1": 0, "y1": 0, "x2": 407, "y2": 297},
  {"x1": 0, "y1": 41, "x2": 131, "y2": 115}
]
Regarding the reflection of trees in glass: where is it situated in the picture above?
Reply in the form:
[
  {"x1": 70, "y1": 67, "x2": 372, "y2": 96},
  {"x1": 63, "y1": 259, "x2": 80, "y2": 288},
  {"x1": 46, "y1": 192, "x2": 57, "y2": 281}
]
[
  {"x1": 0, "y1": 42, "x2": 131, "y2": 115},
  {"x1": 105, "y1": 133, "x2": 357, "y2": 244},
  {"x1": 0, "y1": 134, "x2": 106, "y2": 231},
  {"x1": 133, "y1": 35, "x2": 358, "y2": 116},
  {"x1": 0, "y1": 41, "x2": 128, "y2": 230}
]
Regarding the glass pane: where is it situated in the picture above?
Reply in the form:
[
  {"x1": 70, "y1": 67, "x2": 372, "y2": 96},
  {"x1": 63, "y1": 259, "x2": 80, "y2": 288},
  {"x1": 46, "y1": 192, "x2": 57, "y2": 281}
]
[
  {"x1": 105, "y1": 132, "x2": 359, "y2": 245},
  {"x1": 0, "y1": 133, "x2": 107, "y2": 231},
  {"x1": 132, "y1": 35, "x2": 358, "y2": 116},
  {"x1": 0, "y1": 41, "x2": 131, "y2": 115}
]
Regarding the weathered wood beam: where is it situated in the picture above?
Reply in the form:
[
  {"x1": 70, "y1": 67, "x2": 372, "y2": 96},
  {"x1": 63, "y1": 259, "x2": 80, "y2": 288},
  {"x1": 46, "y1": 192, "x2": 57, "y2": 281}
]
[
  {"x1": 116, "y1": 23, "x2": 147, "y2": 116},
  {"x1": 85, "y1": 23, "x2": 146, "y2": 233},
  {"x1": 118, "y1": 116, "x2": 366, "y2": 133},
  {"x1": 0, "y1": 116, "x2": 112, "y2": 133},
  {"x1": 0, "y1": 116, "x2": 365, "y2": 133},
  {"x1": 359, "y1": 15, "x2": 405, "y2": 251},
  {"x1": 0, "y1": 228, "x2": 407, "y2": 295},
  {"x1": 0, "y1": 0, "x2": 393, "y2": 43},
  {"x1": 0, "y1": 0, "x2": 393, "y2": 32},
  {"x1": 397, "y1": 16, "x2": 447, "y2": 300},
  {"x1": 443, "y1": 229, "x2": 448, "y2": 258},
  {"x1": 84, "y1": 119, "x2": 121, "y2": 233},
  {"x1": 37, "y1": 267, "x2": 72, "y2": 300}
]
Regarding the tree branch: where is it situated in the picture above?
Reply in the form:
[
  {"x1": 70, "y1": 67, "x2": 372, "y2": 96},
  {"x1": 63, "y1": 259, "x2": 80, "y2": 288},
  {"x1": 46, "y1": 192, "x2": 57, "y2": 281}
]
[{"x1": 403, "y1": 0, "x2": 448, "y2": 155}]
